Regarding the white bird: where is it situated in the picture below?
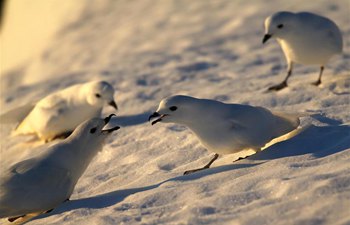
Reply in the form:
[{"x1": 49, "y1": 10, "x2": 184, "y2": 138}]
[
  {"x1": 0, "y1": 114, "x2": 120, "y2": 224},
  {"x1": 15, "y1": 81, "x2": 118, "y2": 142},
  {"x1": 262, "y1": 11, "x2": 343, "y2": 91},
  {"x1": 149, "y1": 95, "x2": 300, "y2": 175}
]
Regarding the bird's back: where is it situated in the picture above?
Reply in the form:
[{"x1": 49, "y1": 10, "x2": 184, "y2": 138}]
[
  {"x1": 227, "y1": 105, "x2": 299, "y2": 145},
  {"x1": 280, "y1": 12, "x2": 342, "y2": 64},
  {"x1": 15, "y1": 84, "x2": 101, "y2": 140},
  {"x1": 188, "y1": 103, "x2": 299, "y2": 154},
  {"x1": 298, "y1": 12, "x2": 342, "y2": 51}
]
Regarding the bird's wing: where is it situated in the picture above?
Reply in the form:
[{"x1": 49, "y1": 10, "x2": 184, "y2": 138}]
[
  {"x1": 227, "y1": 118, "x2": 247, "y2": 130},
  {"x1": 37, "y1": 94, "x2": 69, "y2": 113},
  {"x1": 9, "y1": 156, "x2": 72, "y2": 185},
  {"x1": 10, "y1": 158, "x2": 40, "y2": 175},
  {"x1": 29, "y1": 163, "x2": 73, "y2": 190},
  {"x1": 224, "y1": 105, "x2": 265, "y2": 129},
  {"x1": 1, "y1": 161, "x2": 74, "y2": 217},
  {"x1": 32, "y1": 95, "x2": 72, "y2": 126},
  {"x1": 270, "y1": 111, "x2": 300, "y2": 136},
  {"x1": 224, "y1": 105, "x2": 300, "y2": 145},
  {"x1": 6, "y1": 157, "x2": 74, "y2": 196},
  {"x1": 226, "y1": 106, "x2": 299, "y2": 130}
]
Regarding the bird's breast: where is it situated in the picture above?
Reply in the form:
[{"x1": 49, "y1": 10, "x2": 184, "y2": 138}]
[
  {"x1": 278, "y1": 32, "x2": 340, "y2": 65},
  {"x1": 189, "y1": 124, "x2": 247, "y2": 155}
]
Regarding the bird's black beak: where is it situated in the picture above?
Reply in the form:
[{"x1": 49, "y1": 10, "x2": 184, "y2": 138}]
[
  {"x1": 102, "y1": 125, "x2": 120, "y2": 133},
  {"x1": 102, "y1": 114, "x2": 119, "y2": 133},
  {"x1": 148, "y1": 112, "x2": 168, "y2": 125},
  {"x1": 104, "y1": 114, "x2": 116, "y2": 125},
  {"x1": 108, "y1": 100, "x2": 118, "y2": 110},
  {"x1": 262, "y1": 34, "x2": 272, "y2": 44},
  {"x1": 148, "y1": 112, "x2": 160, "y2": 122}
]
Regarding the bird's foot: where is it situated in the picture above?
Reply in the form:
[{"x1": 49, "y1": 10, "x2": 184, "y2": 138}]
[
  {"x1": 267, "y1": 82, "x2": 287, "y2": 91},
  {"x1": 311, "y1": 80, "x2": 321, "y2": 86},
  {"x1": 8, "y1": 215, "x2": 25, "y2": 222},
  {"x1": 8, "y1": 213, "x2": 41, "y2": 224},
  {"x1": 233, "y1": 157, "x2": 246, "y2": 162},
  {"x1": 184, "y1": 167, "x2": 208, "y2": 175}
]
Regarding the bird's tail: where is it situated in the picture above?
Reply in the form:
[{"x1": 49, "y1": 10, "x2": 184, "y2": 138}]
[
  {"x1": 0, "y1": 103, "x2": 35, "y2": 124},
  {"x1": 271, "y1": 111, "x2": 303, "y2": 136},
  {"x1": 12, "y1": 119, "x2": 35, "y2": 136}
]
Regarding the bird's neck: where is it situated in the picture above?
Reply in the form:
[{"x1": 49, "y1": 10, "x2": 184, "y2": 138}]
[{"x1": 50, "y1": 139, "x2": 104, "y2": 181}]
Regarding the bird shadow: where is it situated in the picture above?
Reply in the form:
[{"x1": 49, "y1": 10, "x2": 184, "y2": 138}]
[
  {"x1": 110, "y1": 111, "x2": 151, "y2": 127},
  {"x1": 309, "y1": 114, "x2": 343, "y2": 126},
  {"x1": 36, "y1": 162, "x2": 257, "y2": 220},
  {"x1": 250, "y1": 123, "x2": 350, "y2": 160},
  {"x1": 29, "y1": 117, "x2": 350, "y2": 223}
]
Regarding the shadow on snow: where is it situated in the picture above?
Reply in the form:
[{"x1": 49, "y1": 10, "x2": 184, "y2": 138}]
[
  {"x1": 38, "y1": 163, "x2": 257, "y2": 219},
  {"x1": 37, "y1": 119, "x2": 350, "y2": 221},
  {"x1": 110, "y1": 111, "x2": 151, "y2": 127},
  {"x1": 251, "y1": 124, "x2": 350, "y2": 160}
]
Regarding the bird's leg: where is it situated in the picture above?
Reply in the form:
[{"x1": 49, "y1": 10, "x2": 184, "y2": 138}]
[
  {"x1": 268, "y1": 62, "x2": 293, "y2": 91},
  {"x1": 267, "y1": 69, "x2": 291, "y2": 91},
  {"x1": 233, "y1": 148, "x2": 260, "y2": 162},
  {"x1": 184, "y1": 154, "x2": 219, "y2": 175},
  {"x1": 311, "y1": 66, "x2": 324, "y2": 86},
  {"x1": 8, "y1": 215, "x2": 25, "y2": 222},
  {"x1": 233, "y1": 157, "x2": 246, "y2": 162}
]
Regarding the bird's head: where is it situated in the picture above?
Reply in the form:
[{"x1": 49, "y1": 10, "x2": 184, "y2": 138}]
[
  {"x1": 263, "y1": 11, "x2": 296, "y2": 44},
  {"x1": 69, "y1": 114, "x2": 120, "y2": 145},
  {"x1": 86, "y1": 81, "x2": 118, "y2": 111},
  {"x1": 149, "y1": 95, "x2": 202, "y2": 125}
]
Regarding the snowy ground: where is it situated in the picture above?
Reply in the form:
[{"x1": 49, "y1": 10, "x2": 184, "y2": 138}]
[{"x1": 1, "y1": 0, "x2": 350, "y2": 224}]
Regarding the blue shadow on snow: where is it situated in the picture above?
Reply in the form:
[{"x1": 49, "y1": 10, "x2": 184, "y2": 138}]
[
  {"x1": 110, "y1": 112, "x2": 151, "y2": 127},
  {"x1": 250, "y1": 124, "x2": 350, "y2": 160},
  {"x1": 37, "y1": 163, "x2": 258, "y2": 219},
  {"x1": 36, "y1": 119, "x2": 350, "y2": 221}
]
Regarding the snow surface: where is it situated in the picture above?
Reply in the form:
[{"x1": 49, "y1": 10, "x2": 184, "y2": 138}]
[{"x1": 1, "y1": 0, "x2": 350, "y2": 224}]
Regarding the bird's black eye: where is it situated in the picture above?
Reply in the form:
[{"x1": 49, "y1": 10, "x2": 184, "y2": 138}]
[
  {"x1": 169, "y1": 106, "x2": 177, "y2": 111},
  {"x1": 90, "y1": 127, "x2": 97, "y2": 133},
  {"x1": 277, "y1": 24, "x2": 284, "y2": 29},
  {"x1": 95, "y1": 93, "x2": 101, "y2": 98}
]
